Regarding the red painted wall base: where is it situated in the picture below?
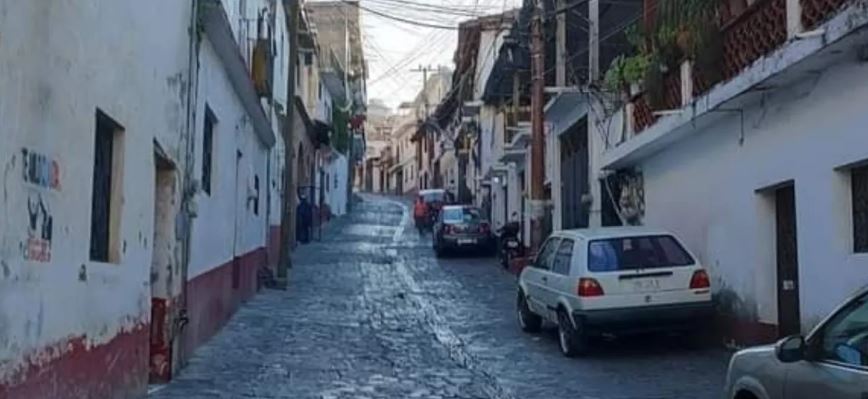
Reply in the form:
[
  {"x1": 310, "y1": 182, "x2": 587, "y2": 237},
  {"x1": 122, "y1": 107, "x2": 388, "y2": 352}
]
[
  {"x1": 182, "y1": 247, "x2": 265, "y2": 360},
  {"x1": 0, "y1": 325, "x2": 149, "y2": 399}
]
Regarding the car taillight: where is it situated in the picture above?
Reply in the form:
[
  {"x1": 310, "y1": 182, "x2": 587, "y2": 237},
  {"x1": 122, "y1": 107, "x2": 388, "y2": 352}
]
[
  {"x1": 577, "y1": 278, "x2": 605, "y2": 297},
  {"x1": 690, "y1": 269, "x2": 711, "y2": 289}
]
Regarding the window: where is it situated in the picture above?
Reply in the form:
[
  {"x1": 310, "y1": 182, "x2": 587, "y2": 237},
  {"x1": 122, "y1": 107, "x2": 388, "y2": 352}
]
[
  {"x1": 442, "y1": 207, "x2": 481, "y2": 223},
  {"x1": 334, "y1": 174, "x2": 338, "y2": 189},
  {"x1": 552, "y1": 239, "x2": 574, "y2": 275},
  {"x1": 587, "y1": 235, "x2": 694, "y2": 272},
  {"x1": 852, "y1": 164, "x2": 868, "y2": 253},
  {"x1": 533, "y1": 238, "x2": 561, "y2": 270},
  {"x1": 816, "y1": 293, "x2": 868, "y2": 367},
  {"x1": 90, "y1": 110, "x2": 124, "y2": 263},
  {"x1": 253, "y1": 175, "x2": 260, "y2": 215},
  {"x1": 202, "y1": 106, "x2": 216, "y2": 195}
]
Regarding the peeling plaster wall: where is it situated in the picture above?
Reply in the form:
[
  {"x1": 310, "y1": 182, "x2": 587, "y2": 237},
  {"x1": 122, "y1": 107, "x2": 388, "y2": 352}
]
[
  {"x1": 0, "y1": 0, "x2": 192, "y2": 396},
  {"x1": 632, "y1": 58, "x2": 868, "y2": 334},
  {"x1": 189, "y1": 38, "x2": 269, "y2": 280}
]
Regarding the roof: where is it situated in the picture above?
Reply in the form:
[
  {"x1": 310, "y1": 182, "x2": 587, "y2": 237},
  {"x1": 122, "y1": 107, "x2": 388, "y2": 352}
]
[
  {"x1": 419, "y1": 189, "x2": 446, "y2": 195},
  {"x1": 555, "y1": 226, "x2": 675, "y2": 240}
]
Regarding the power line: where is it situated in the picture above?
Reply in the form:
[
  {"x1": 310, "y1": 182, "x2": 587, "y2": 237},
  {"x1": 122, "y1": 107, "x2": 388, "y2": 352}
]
[{"x1": 340, "y1": 0, "x2": 460, "y2": 29}]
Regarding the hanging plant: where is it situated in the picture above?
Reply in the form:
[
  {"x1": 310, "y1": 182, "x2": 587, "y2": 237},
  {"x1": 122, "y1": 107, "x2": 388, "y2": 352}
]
[
  {"x1": 604, "y1": 54, "x2": 650, "y2": 96},
  {"x1": 604, "y1": 55, "x2": 628, "y2": 94},
  {"x1": 622, "y1": 54, "x2": 650, "y2": 87}
]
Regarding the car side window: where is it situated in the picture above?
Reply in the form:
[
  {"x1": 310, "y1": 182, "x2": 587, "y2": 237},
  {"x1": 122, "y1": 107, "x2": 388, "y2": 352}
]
[
  {"x1": 533, "y1": 238, "x2": 560, "y2": 270},
  {"x1": 817, "y1": 293, "x2": 868, "y2": 368},
  {"x1": 551, "y1": 239, "x2": 574, "y2": 275}
]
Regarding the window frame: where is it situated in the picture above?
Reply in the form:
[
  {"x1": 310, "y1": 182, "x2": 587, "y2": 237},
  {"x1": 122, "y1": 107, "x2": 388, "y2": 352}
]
[
  {"x1": 851, "y1": 164, "x2": 868, "y2": 253},
  {"x1": 552, "y1": 239, "x2": 575, "y2": 276},
  {"x1": 532, "y1": 237, "x2": 561, "y2": 271},
  {"x1": 808, "y1": 290, "x2": 868, "y2": 371},
  {"x1": 586, "y1": 234, "x2": 695, "y2": 272},
  {"x1": 89, "y1": 109, "x2": 125, "y2": 264},
  {"x1": 202, "y1": 106, "x2": 217, "y2": 195}
]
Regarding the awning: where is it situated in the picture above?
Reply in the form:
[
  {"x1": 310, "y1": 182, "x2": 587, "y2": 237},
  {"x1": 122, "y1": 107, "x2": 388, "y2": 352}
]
[
  {"x1": 545, "y1": 91, "x2": 588, "y2": 138},
  {"x1": 507, "y1": 126, "x2": 531, "y2": 148}
]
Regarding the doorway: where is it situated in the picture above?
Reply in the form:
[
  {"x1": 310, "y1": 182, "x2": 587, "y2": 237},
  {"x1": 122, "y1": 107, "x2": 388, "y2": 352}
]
[
  {"x1": 560, "y1": 119, "x2": 590, "y2": 229},
  {"x1": 775, "y1": 184, "x2": 801, "y2": 337},
  {"x1": 149, "y1": 148, "x2": 177, "y2": 383}
]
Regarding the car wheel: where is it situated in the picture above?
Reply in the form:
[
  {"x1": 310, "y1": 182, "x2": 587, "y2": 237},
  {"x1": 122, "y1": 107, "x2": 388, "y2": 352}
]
[
  {"x1": 501, "y1": 251, "x2": 510, "y2": 269},
  {"x1": 557, "y1": 311, "x2": 588, "y2": 358},
  {"x1": 516, "y1": 291, "x2": 542, "y2": 333}
]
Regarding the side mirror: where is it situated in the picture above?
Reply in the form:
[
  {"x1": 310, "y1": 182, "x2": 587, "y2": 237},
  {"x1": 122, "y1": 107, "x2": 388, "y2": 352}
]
[{"x1": 775, "y1": 335, "x2": 806, "y2": 363}]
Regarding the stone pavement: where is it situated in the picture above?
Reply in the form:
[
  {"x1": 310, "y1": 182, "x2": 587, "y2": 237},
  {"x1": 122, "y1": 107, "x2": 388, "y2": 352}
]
[{"x1": 150, "y1": 195, "x2": 731, "y2": 399}]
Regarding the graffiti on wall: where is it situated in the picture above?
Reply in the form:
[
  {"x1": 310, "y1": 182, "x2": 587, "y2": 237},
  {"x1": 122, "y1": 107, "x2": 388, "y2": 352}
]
[
  {"x1": 25, "y1": 194, "x2": 54, "y2": 262},
  {"x1": 20, "y1": 148, "x2": 59, "y2": 262},
  {"x1": 22, "y1": 148, "x2": 61, "y2": 191}
]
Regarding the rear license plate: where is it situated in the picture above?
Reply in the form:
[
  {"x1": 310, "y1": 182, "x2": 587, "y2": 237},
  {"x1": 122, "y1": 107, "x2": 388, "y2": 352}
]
[
  {"x1": 632, "y1": 279, "x2": 661, "y2": 291},
  {"x1": 506, "y1": 241, "x2": 519, "y2": 248},
  {"x1": 458, "y1": 239, "x2": 477, "y2": 245}
]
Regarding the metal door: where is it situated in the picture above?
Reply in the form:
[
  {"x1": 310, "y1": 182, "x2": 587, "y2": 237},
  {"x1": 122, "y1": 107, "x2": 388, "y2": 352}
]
[
  {"x1": 776, "y1": 185, "x2": 801, "y2": 337},
  {"x1": 560, "y1": 121, "x2": 589, "y2": 229}
]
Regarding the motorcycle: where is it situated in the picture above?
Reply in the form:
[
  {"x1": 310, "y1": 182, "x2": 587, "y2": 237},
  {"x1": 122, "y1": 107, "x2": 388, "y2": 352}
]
[{"x1": 497, "y1": 222, "x2": 522, "y2": 269}]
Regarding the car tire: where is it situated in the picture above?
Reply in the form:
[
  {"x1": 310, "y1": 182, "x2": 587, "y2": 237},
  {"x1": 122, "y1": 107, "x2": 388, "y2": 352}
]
[
  {"x1": 516, "y1": 292, "x2": 542, "y2": 333},
  {"x1": 557, "y1": 311, "x2": 588, "y2": 358}
]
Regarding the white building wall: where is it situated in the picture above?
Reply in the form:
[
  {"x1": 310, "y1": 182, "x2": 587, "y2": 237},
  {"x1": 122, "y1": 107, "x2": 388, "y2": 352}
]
[
  {"x1": 0, "y1": 0, "x2": 192, "y2": 391},
  {"x1": 628, "y1": 60, "x2": 868, "y2": 332},
  {"x1": 189, "y1": 38, "x2": 269, "y2": 279}
]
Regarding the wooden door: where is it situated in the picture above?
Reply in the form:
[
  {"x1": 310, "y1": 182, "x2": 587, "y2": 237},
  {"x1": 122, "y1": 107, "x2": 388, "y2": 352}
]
[{"x1": 775, "y1": 185, "x2": 801, "y2": 337}]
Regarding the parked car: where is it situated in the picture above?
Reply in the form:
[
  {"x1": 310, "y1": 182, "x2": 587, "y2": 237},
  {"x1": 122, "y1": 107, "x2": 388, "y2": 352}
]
[
  {"x1": 724, "y1": 286, "x2": 868, "y2": 399},
  {"x1": 433, "y1": 205, "x2": 493, "y2": 257},
  {"x1": 516, "y1": 227, "x2": 714, "y2": 357}
]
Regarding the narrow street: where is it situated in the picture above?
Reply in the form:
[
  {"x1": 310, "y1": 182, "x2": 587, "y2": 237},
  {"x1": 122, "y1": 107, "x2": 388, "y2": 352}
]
[{"x1": 152, "y1": 195, "x2": 730, "y2": 399}]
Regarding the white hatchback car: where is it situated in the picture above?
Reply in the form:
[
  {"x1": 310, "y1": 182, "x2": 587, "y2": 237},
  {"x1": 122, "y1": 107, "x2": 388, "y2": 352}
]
[{"x1": 516, "y1": 227, "x2": 714, "y2": 357}]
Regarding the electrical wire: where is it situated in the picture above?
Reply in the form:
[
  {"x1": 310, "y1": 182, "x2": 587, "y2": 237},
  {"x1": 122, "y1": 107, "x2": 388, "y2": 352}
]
[{"x1": 340, "y1": 0, "x2": 461, "y2": 29}]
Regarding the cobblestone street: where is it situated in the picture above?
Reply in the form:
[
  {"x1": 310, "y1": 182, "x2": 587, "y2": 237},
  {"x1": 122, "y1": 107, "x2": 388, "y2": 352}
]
[{"x1": 151, "y1": 196, "x2": 731, "y2": 399}]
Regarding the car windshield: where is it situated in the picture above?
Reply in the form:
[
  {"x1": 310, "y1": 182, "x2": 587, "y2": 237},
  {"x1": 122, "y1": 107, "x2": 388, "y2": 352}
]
[
  {"x1": 587, "y1": 235, "x2": 694, "y2": 272},
  {"x1": 443, "y1": 208, "x2": 481, "y2": 224}
]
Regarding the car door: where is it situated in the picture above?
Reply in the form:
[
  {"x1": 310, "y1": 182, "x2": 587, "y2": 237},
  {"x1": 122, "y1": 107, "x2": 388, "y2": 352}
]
[
  {"x1": 786, "y1": 292, "x2": 868, "y2": 399},
  {"x1": 523, "y1": 237, "x2": 560, "y2": 317},
  {"x1": 547, "y1": 238, "x2": 577, "y2": 310}
]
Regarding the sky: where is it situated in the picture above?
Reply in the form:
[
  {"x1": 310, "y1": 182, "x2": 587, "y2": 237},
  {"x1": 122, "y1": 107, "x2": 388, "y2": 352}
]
[{"x1": 347, "y1": 0, "x2": 524, "y2": 110}]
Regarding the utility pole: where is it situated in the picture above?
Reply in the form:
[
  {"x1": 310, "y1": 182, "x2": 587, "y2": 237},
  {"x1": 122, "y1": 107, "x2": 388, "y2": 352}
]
[
  {"x1": 556, "y1": 0, "x2": 567, "y2": 87},
  {"x1": 277, "y1": 0, "x2": 300, "y2": 289},
  {"x1": 588, "y1": 0, "x2": 602, "y2": 227},
  {"x1": 529, "y1": 0, "x2": 547, "y2": 252},
  {"x1": 410, "y1": 65, "x2": 432, "y2": 189},
  {"x1": 589, "y1": 0, "x2": 600, "y2": 82}
]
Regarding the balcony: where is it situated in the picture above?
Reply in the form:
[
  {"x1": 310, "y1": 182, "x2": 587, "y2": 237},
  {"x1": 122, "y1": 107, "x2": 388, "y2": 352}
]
[
  {"x1": 505, "y1": 106, "x2": 531, "y2": 144},
  {"x1": 251, "y1": 38, "x2": 274, "y2": 98},
  {"x1": 604, "y1": 0, "x2": 868, "y2": 169}
]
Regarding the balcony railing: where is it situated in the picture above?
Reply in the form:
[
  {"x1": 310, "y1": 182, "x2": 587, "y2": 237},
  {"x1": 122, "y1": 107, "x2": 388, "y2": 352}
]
[
  {"x1": 721, "y1": 0, "x2": 787, "y2": 81},
  {"x1": 802, "y1": 0, "x2": 852, "y2": 29},
  {"x1": 628, "y1": 0, "x2": 850, "y2": 136}
]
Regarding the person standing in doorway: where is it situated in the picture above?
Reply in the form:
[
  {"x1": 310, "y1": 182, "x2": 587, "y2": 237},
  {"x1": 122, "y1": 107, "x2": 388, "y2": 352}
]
[{"x1": 297, "y1": 194, "x2": 313, "y2": 244}]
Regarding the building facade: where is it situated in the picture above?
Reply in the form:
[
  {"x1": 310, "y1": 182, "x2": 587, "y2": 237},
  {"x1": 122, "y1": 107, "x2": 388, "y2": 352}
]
[{"x1": 0, "y1": 0, "x2": 364, "y2": 397}]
